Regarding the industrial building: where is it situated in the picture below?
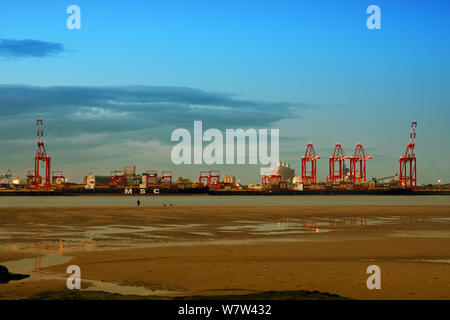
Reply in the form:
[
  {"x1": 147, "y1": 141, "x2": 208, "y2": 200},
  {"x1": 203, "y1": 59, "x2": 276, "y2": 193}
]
[{"x1": 271, "y1": 161, "x2": 295, "y2": 183}]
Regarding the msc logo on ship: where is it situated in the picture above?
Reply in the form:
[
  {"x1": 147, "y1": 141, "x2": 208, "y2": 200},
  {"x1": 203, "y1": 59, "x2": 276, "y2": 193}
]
[{"x1": 124, "y1": 188, "x2": 160, "y2": 195}]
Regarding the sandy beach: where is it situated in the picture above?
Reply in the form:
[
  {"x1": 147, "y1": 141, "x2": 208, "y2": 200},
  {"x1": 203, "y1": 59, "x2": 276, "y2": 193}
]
[{"x1": 0, "y1": 205, "x2": 449, "y2": 300}]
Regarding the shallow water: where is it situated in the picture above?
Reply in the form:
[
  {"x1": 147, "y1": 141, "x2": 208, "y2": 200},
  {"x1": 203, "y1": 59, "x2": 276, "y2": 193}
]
[
  {"x1": 2, "y1": 215, "x2": 450, "y2": 250},
  {"x1": 2, "y1": 254, "x2": 177, "y2": 296},
  {"x1": 0, "y1": 195, "x2": 449, "y2": 207},
  {"x1": 2, "y1": 254, "x2": 72, "y2": 274},
  {"x1": 80, "y1": 279, "x2": 177, "y2": 296},
  {"x1": 3, "y1": 215, "x2": 449, "y2": 259}
]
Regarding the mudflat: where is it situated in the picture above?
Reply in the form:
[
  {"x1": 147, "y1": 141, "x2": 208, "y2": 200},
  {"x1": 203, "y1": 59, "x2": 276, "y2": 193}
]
[{"x1": 0, "y1": 205, "x2": 449, "y2": 300}]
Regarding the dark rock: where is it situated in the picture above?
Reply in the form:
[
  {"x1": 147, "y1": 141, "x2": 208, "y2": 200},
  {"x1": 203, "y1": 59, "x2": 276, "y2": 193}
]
[{"x1": 0, "y1": 265, "x2": 30, "y2": 284}]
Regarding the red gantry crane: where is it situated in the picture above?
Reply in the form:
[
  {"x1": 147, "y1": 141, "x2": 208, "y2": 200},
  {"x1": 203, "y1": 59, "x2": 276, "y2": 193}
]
[
  {"x1": 52, "y1": 171, "x2": 66, "y2": 184},
  {"x1": 399, "y1": 121, "x2": 418, "y2": 188},
  {"x1": 199, "y1": 171, "x2": 210, "y2": 186},
  {"x1": 26, "y1": 170, "x2": 35, "y2": 189},
  {"x1": 301, "y1": 143, "x2": 320, "y2": 184},
  {"x1": 145, "y1": 170, "x2": 158, "y2": 186},
  {"x1": 328, "y1": 143, "x2": 347, "y2": 183},
  {"x1": 209, "y1": 170, "x2": 221, "y2": 189},
  {"x1": 34, "y1": 119, "x2": 51, "y2": 190},
  {"x1": 161, "y1": 170, "x2": 173, "y2": 184},
  {"x1": 349, "y1": 143, "x2": 372, "y2": 183},
  {"x1": 110, "y1": 170, "x2": 125, "y2": 185},
  {"x1": 199, "y1": 170, "x2": 221, "y2": 189}
]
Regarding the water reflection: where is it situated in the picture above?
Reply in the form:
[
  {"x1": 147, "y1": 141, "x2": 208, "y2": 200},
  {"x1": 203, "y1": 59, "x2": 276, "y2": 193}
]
[
  {"x1": 1, "y1": 215, "x2": 450, "y2": 257},
  {"x1": 2, "y1": 254, "x2": 72, "y2": 275},
  {"x1": 220, "y1": 216, "x2": 389, "y2": 235},
  {"x1": 59, "y1": 240, "x2": 66, "y2": 253},
  {"x1": 85, "y1": 240, "x2": 96, "y2": 251}
]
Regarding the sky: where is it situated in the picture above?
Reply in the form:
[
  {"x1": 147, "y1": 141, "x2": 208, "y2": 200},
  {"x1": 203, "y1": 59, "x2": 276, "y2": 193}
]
[{"x1": 0, "y1": 0, "x2": 449, "y2": 184}]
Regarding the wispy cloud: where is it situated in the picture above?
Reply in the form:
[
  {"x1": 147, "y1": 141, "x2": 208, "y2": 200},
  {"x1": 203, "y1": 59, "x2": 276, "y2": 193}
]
[
  {"x1": 0, "y1": 85, "x2": 311, "y2": 139},
  {"x1": 0, "y1": 84, "x2": 310, "y2": 180},
  {"x1": 0, "y1": 39, "x2": 65, "y2": 58}
]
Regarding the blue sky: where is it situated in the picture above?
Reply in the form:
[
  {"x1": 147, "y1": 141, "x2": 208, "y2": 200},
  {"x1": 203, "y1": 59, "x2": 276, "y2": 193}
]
[{"x1": 0, "y1": 0, "x2": 449, "y2": 184}]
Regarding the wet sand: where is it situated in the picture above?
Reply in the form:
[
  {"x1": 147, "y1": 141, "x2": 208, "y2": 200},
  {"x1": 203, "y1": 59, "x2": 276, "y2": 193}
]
[{"x1": 0, "y1": 206, "x2": 449, "y2": 300}]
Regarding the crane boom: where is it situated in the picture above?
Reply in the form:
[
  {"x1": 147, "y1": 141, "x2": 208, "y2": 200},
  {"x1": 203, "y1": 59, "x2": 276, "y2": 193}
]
[{"x1": 410, "y1": 121, "x2": 417, "y2": 146}]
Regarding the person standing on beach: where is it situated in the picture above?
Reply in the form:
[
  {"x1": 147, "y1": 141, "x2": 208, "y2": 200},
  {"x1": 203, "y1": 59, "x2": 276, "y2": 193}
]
[{"x1": 137, "y1": 199, "x2": 141, "y2": 207}]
